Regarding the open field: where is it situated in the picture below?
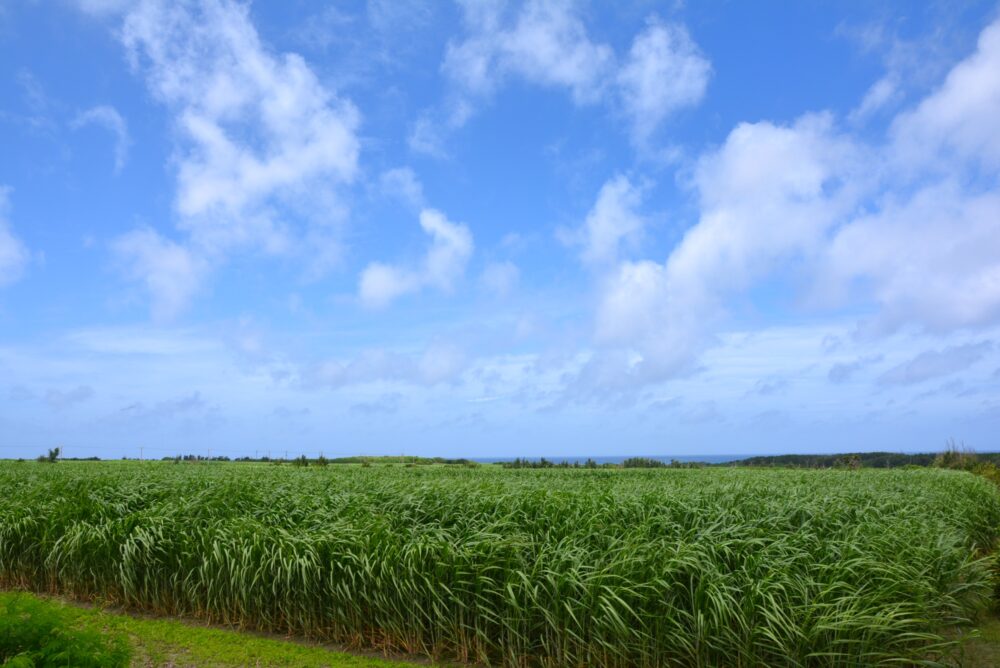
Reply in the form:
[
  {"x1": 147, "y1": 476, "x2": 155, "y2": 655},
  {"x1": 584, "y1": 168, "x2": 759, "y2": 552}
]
[{"x1": 2, "y1": 463, "x2": 999, "y2": 667}]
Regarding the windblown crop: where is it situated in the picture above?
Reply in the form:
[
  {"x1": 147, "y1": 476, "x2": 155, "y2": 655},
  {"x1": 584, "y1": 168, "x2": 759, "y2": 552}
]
[{"x1": 1, "y1": 463, "x2": 997, "y2": 667}]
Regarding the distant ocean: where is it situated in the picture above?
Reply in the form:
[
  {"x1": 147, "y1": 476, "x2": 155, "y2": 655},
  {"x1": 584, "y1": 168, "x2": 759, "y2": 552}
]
[{"x1": 473, "y1": 454, "x2": 747, "y2": 465}]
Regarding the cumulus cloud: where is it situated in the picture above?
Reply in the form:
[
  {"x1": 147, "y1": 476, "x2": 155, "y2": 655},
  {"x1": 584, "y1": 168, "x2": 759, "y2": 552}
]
[
  {"x1": 877, "y1": 342, "x2": 993, "y2": 385},
  {"x1": 0, "y1": 187, "x2": 29, "y2": 288},
  {"x1": 569, "y1": 174, "x2": 646, "y2": 267},
  {"x1": 595, "y1": 114, "x2": 861, "y2": 379},
  {"x1": 359, "y1": 208, "x2": 473, "y2": 308},
  {"x1": 617, "y1": 19, "x2": 711, "y2": 142},
  {"x1": 594, "y1": 260, "x2": 708, "y2": 379},
  {"x1": 822, "y1": 183, "x2": 1000, "y2": 334},
  {"x1": 85, "y1": 0, "x2": 360, "y2": 317},
  {"x1": 71, "y1": 105, "x2": 130, "y2": 173},
  {"x1": 889, "y1": 18, "x2": 1000, "y2": 172},
  {"x1": 588, "y1": 16, "x2": 1000, "y2": 388}
]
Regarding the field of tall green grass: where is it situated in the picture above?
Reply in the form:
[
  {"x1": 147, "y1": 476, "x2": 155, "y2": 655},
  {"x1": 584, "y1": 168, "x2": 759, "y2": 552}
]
[{"x1": 1, "y1": 462, "x2": 998, "y2": 666}]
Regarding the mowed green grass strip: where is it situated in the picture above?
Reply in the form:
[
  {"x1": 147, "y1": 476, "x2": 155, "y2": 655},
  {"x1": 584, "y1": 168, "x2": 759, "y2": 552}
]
[
  {"x1": 2, "y1": 462, "x2": 999, "y2": 666},
  {"x1": 0, "y1": 591, "x2": 423, "y2": 667}
]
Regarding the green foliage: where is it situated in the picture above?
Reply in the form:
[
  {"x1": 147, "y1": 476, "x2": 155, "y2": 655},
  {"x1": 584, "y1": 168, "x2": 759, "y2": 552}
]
[
  {"x1": 934, "y1": 439, "x2": 980, "y2": 471},
  {"x1": 1, "y1": 463, "x2": 999, "y2": 666},
  {"x1": 0, "y1": 594, "x2": 130, "y2": 667},
  {"x1": 503, "y1": 456, "x2": 615, "y2": 468},
  {"x1": 35, "y1": 447, "x2": 60, "y2": 465},
  {"x1": 622, "y1": 456, "x2": 704, "y2": 468},
  {"x1": 622, "y1": 456, "x2": 666, "y2": 468},
  {"x1": 832, "y1": 454, "x2": 862, "y2": 470},
  {"x1": 0, "y1": 592, "x2": 406, "y2": 668},
  {"x1": 729, "y1": 448, "x2": 1000, "y2": 469}
]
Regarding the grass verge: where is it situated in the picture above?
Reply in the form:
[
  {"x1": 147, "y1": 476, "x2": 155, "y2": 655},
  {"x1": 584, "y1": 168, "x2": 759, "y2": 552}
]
[
  {"x1": 953, "y1": 614, "x2": 1000, "y2": 667},
  {"x1": 0, "y1": 592, "x2": 425, "y2": 668}
]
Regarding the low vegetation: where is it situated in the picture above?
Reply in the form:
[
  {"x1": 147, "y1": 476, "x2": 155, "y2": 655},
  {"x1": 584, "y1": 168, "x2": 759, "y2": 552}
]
[
  {"x1": 0, "y1": 592, "x2": 130, "y2": 667},
  {"x1": 2, "y1": 463, "x2": 998, "y2": 666},
  {"x1": 0, "y1": 592, "x2": 413, "y2": 667}
]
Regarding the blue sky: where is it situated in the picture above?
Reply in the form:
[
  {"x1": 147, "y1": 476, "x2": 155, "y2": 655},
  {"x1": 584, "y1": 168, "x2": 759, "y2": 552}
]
[{"x1": 1, "y1": 0, "x2": 999, "y2": 460}]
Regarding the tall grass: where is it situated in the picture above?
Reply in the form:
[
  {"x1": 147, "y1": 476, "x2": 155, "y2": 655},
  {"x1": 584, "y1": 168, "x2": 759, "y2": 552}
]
[{"x1": 1, "y1": 463, "x2": 998, "y2": 666}]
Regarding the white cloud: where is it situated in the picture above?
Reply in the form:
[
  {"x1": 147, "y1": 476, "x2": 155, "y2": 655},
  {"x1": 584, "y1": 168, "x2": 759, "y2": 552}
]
[
  {"x1": 119, "y1": 0, "x2": 359, "y2": 248},
  {"x1": 359, "y1": 208, "x2": 474, "y2": 308},
  {"x1": 570, "y1": 174, "x2": 646, "y2": 266},
  {"x1": 444, "y1": 0, "x2": 613, "y2": 104},
  {"x1": 0, "y1": 187, "x2": 29, "y2": 288},
  {"x1": 358, "y1": 263, "x2": 417, "y2": 309},
  {"x1": 85, "y1": 0, "x2": 361, "y2": 317},
  {"x1": 480, "y1": 260, "x2": 520, "y2": 297},
  {"x1": 587, "y1": 16, "x2": 1000, "y2": 389},
  {"x1": 112, "y1": 228, "x2": 207, "y2": 322},
  {"x1": 430, "y1": 4, "x2": 710, "y2": 151},
  {"x1": 849, "y1": 75, "x2": 900, "y2": 122},
  {"x1": 595, "y1": 114, "x2": 862, "y2": 378},
  {"x1": 889, "y1": 18, "x2": 1000, "y2": 172},
  {"x1": 421, "y1": 209, "x2": 474, "y2": 290},
  {"x1": 71, "y1": 105, "x2": 131, "y2": 173},
  {"x1": 595, "y1": 260, "x2": 707, "y2": 379},
  {"x1": 617, "y1": 19, "x2": 711, "y2": 142},
  {"x1": 822, "y1": 183, "x2": 1000, "y2": 334}
]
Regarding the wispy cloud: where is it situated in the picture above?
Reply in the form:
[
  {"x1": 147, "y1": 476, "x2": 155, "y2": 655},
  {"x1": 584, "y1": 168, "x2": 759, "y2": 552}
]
[
  {"x1": 828, "y1": 355, "x2": 884, "y2": 384},
  {"x1": 44, "y1": 385, "x2": 95, "y2": 410},
  {"x1": 877, "y1": 342, "x2": 993, "y2": 386},
  {"x1": 71, "y1": 105, "x2": 130, "y2": 173},
  {"x1": 0, "y1": 187, "x2": 28, "y2": 288}
]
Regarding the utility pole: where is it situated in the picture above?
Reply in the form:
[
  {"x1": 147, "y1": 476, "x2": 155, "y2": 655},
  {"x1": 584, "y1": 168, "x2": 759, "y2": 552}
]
[{"x1": 140, "y1": 446, "x2": 143, "y2": 462}]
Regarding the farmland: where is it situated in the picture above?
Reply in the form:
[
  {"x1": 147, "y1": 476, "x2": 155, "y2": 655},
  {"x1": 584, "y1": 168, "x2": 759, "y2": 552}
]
[{"x1": 1, "y1": 463, "x2": 999, "y2": 667}]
